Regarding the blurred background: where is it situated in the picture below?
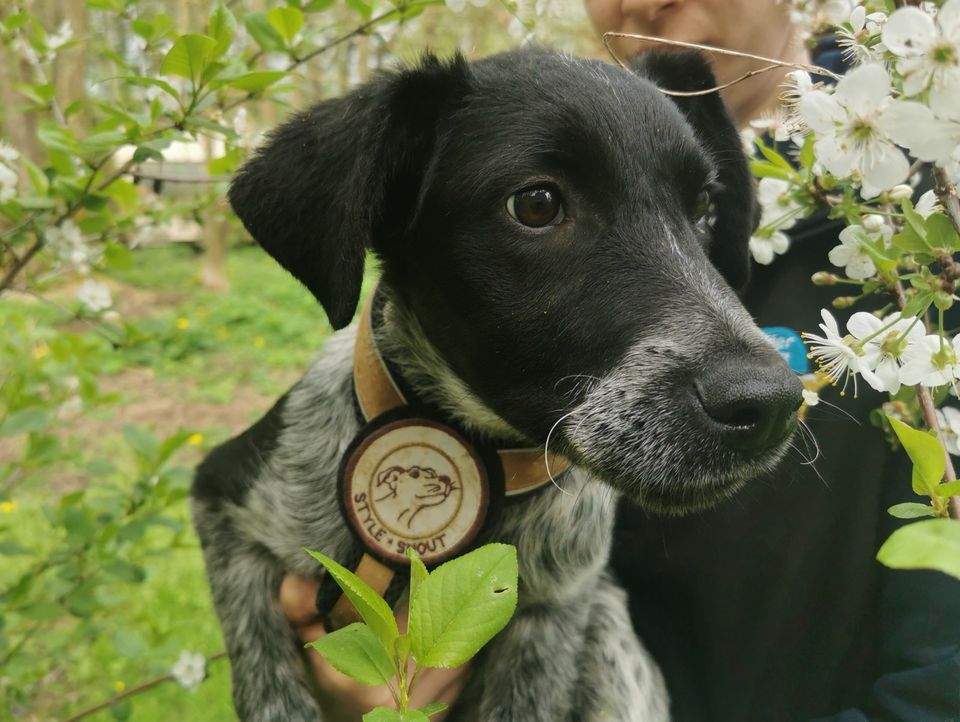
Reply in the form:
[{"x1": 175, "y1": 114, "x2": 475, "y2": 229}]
[{"x1": 0, "y1": 1, "x2": 599, "y2": 719}]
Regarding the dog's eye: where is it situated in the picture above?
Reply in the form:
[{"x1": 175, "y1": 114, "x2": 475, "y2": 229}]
[
  {"x1": 694, "y1": 188, "x2": 717, "y2": 232},
  {"x1": 506, "y1": 186, "x2": 565, "y2": 228}
]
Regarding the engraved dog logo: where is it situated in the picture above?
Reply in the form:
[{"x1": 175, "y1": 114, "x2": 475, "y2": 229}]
[{"x1": 374, "y1": 465, "x2": 457, "y2": 529}]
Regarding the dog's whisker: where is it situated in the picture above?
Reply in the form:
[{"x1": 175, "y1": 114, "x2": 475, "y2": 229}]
[
  {"x1": 809, "y1": 397, "x2": 861, "y2": 425},
  {"x1": 544, "y1": 408, "x2": 583, "y2": 495}
]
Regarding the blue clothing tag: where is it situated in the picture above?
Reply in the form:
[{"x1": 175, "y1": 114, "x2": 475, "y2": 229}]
[{"x1": 761, "y1": 326, "x2": 809, "y2": 374}]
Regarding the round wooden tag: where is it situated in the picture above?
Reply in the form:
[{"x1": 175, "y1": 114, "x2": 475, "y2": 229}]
[{"x1": 341, "y1": 417, "x2": 489, "y2": 565}]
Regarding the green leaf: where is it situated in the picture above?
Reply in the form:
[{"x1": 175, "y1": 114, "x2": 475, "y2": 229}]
[
  {"x1": 418, "y1": 702, "x2": 448, "y2": 718},
  {"x1": 208, "y1": 3, "x2": 237, "y2": 59},
  {"x1": 407, "y1": 546, "x2": 428, "y2": 606},
  {"x1": 935, "y1": 480, "x2": 960, "y2": 497},
  {"x1": 221, "y1": 71, "x2": 287, "y2": 92},
  {"x1": 363, "y1": 709, "x2": 430, "y2": 722},
  {"x1": 244, "y1": 12, "x2": 285, "y2": 52},
  {"x1": 756, "y1": 140, "x2": 793, "y2": 172},
  {"x1": 901, "y1": 198, "x2": 928, "y2": 241},
  {"x1": 0, "y1": 540, "x2": 30, "y2": 556},
  {"x1": 887, "y1": 416, "x2": 944, "y2": 497},
  {"x1": 103, "y1": 242, "x2": 134, "y2": 271},
  {"x1": 926, "y1": 213, "x2": 960, "y2": 252},
  {"x1": 877, "y1": 518, "x2": 960, "y2": 580},
  {"x1": 408, "y1": 543, "x2": 518, "y2": 669},
  {"x1": 0, "y1": 408, "x2": 51, "y2": 437},
  {"x1": 750, "y1": 159, "x2": 793, "y2": 181},
  {"x1": 891, "y1": 225, "x2": 931, "y2": 254},
  {"x1": 887, "y1": 502, "x2": 937, "y2": 519},
  {"x1": 122, "y1": 424, "x2": 159, "y2": 464},
  {"x1": 346, "y1": 0, "x2": 374, "y2": 20},
  {"x1": 22, "y1": 157, "x2": 49, "y2": 195},
  {"x1": 160, "y1": 34, "x2": 217, "y2": 85},
  {"x1": 900, "y1": 291, "x2": 934, "y2": 318},
  {"x1": 38, "y1": 122, "x2": 78, "y2": 154},
  {"x1": 307, "y1": 622, "x2": 395, "y2": 686},
  {"x1": 114, "y1": 76, "x2": 179, "y2": 100},
  {"x1": 363, "y1": 709, "x2": 404, "y2": 722},
  {"x1": 267, "y1": 7, "x2": 304, "y2": 44},
  {"x1": 102, "y1": 559, "x2": 146, "y2": 583},
  {"x1": 304, "y1": 548, "x2": 399, "y2": 651}
]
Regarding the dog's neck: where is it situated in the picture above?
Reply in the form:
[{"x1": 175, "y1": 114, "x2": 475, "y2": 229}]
[{"x1": 373, "y1": 286, "x2": 530, "y2": 445}]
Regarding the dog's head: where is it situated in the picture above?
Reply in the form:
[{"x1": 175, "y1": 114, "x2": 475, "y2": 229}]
[{"x1": 229, "y1": 48, "x2": 802, "y2": 514}]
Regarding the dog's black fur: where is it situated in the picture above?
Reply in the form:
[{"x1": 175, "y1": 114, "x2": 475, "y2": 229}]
[{"x1": 195, "y1": 47, "x2": 801, "y2": 721}]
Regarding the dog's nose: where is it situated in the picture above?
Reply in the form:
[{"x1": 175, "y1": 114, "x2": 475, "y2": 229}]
[{"x1": 694, "y1": 357, "x2": 803, "y2": 451}]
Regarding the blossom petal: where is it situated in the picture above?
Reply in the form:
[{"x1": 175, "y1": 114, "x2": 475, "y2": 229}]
[
  {"x1": 798, "y1": 91, "x2": 844, "y2": 133},
  {"x1": 930, "y1": 74, "x2": 960, "y2": 122},
  {"x1": 882, "y1": 7, "x2": 936, "y2": 57},
  {"x1": 938, "y1": 0, "x2": 960, "y2": 40},
  {"x1": 881, "y1": 100, "x2": 960, "y2": 163},
  {"x1": 834, "y1": 64, "x2": 891, "y2": 114},
  {"x1": 847, "y1": 311, "x2": 881, "y2": 340},
  {"x1": 861, "y1": 141, "x2": 909, "y2": 197}
]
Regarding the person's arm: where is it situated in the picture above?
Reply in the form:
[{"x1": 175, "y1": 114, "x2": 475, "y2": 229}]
[{"x1": 279, "y1": 574, "x2": 470, "y2": 721}]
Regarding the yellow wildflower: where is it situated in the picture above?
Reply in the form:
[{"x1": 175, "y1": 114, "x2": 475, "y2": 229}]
[
  {"x1": 0, "y1": 501, "x2": 15, "y2": 513},
  {"x1": 175, "y1": 318, "x2": 190, "y2": 330},
  {"x1": 187, "y1": 433, "x2": 204, "y2": 446},
  {"x1": 254, "y1": 336, "x2": 265, "y2": 349},
  {"x1": 33, "y1": 344, "x2": 50, "y2": 360}
]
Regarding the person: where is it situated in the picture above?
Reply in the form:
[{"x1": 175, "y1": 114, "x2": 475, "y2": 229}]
[{"x1": 279, "y1": 1, "x2": 960, "y2": 719}]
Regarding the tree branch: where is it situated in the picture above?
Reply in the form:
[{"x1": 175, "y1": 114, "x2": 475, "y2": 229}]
[{"x1": 62, "y1": 651, "x2": 227, "y2": 722}]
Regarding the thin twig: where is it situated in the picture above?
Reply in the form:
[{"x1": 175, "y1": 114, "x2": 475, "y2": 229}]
[
  {"x1": 894, "y1": 282, "x2": 960, "y2": 519},
  {"x1": 602, "y1": 31, "x2": 841, "y2": 97},
  {"x1": 130, "y1": 171, "x2": 231, "y2": 184},
  {"x1": 62, "y1": 651, "x2": 228, "y2": 722}
]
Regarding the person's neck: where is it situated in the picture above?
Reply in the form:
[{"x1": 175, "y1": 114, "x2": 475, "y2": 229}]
[{"x1": 725, "y1": 34, "x2": 811, "y2": 129}]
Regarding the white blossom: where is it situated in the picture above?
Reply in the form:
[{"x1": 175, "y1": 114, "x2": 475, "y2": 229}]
[
  {"x1": 749, "y1": 230, "x2": 790, "y2": 265},
  {"x1": 45, "y1": 219, "x2": 97, "y2": 272},
  {"x1": 0, "y1": 163, "x2": 17, "y2": 204},
  {"x1": 0, "y1": 141, "x2": 19, "y2": 165},
  {"x1": 170, "y1": 651, "x2": 206, "y2": 692},
  {"x1": 888, "y1": 184, "x2": 914, "y2": 201},
  {"x1": 445, "y1": 0, "x2": 467, "y2": 11},
  {"x1": 797, "y1": 64, "x2": 909, "y2": 198},
  {"x1": 802, "y1": 309, "x2": 869, "y2": 395},
  {"x1": 880, "y1": 73, "x2": 960, "y2": 170},
  {"x1": 936, "y1": 406, "x2": 960, "y2": 455},
  {"x1": 76, "y1": 280, "x2": 112, "y2": 312},
  {"x1": 757, "y1": 177, "x2": 805, "y2": 230},
  {"x1": 882, "y1": 0, "x2": 960, "y2": 96},
  {"x1": 828, "y1": 223, "x2": 891, "y2": 279},
  {"x1": 847, "y1": 312, "x2": 924, "y2": 394},
  {"x1": 915, "y1": 189, "x2": 942, "y2": 218},
  {"x1": 802, "y1": 389, "x2": 821, "y2": 406},
  {"x1": 47, "y1": 20, "x2": 73, "y2": 50},
  {"x1": 837, "y1": 6, "x2": 887, "y2": 64},
  {"x1": 899, "y1": 334, "x2": 960, "y2": 388}
]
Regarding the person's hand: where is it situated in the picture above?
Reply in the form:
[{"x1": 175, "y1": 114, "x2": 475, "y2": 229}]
[{"x1": 279, "y1": 573, "x2": 470, "y2": 721}]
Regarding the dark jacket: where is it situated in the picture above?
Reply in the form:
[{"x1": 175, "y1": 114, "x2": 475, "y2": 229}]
[{"x1": 612, "y1": 40, "x2": 960, "y2": 722}]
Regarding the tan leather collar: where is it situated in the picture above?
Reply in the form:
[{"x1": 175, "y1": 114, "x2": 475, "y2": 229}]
[
  {"x1": 327, "y1": 293, "x2": 571, "y2": 631},
  {"x1": 353, "y1": 292, "x2": 570, "y2": 495}
]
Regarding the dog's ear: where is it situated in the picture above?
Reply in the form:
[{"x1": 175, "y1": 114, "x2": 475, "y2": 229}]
[
  {"x1": 632, "y1": 51, "x2": 754, "y2": 291},
  {"x1": 228, "y1": 54, "x2": 471, "y2": 329}
]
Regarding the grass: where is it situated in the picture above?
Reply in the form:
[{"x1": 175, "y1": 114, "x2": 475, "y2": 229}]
[{"x1": 1, "y1": 242, "x2": 373, "y2": 721}]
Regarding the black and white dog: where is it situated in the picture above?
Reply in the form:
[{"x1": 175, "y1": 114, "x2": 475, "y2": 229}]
[{"x1": 193, "y1": 48, "x2": 802, "y2": 721}]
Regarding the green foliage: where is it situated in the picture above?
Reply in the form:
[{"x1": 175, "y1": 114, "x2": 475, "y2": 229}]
[
  {"x1": 877, "y1": 519, "x2": 960, "y2": 579},
  {"x1": 305, "y1": 544, "x2": 518, "y2": 718}
]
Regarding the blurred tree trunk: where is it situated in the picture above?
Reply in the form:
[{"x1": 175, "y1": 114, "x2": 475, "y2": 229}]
[
  {"x1": 199, "y1": 133, "x2": 230, "y2": 293},
  {"x1": 200, "y1": 196, "x2": 231, "y2": 294},
  {"x1": 0, "y1": 45, "x2": 42, "y2": 166},
  {"x1": 53, "y1": 0, "x2": 89, "y2": 135}
]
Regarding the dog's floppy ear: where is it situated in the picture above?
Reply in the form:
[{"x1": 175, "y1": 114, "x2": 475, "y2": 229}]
[
  {"x1": 228, "y1": 54, "x2": 471, "y2": 329},
  {"x1": 632, "y1": 51, "x2": 754, "y2": 291}
]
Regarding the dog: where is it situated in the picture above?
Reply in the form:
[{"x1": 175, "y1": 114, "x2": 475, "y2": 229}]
[{"x1": 192, "y1": 47, "x2": 802, "y2": 721}]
